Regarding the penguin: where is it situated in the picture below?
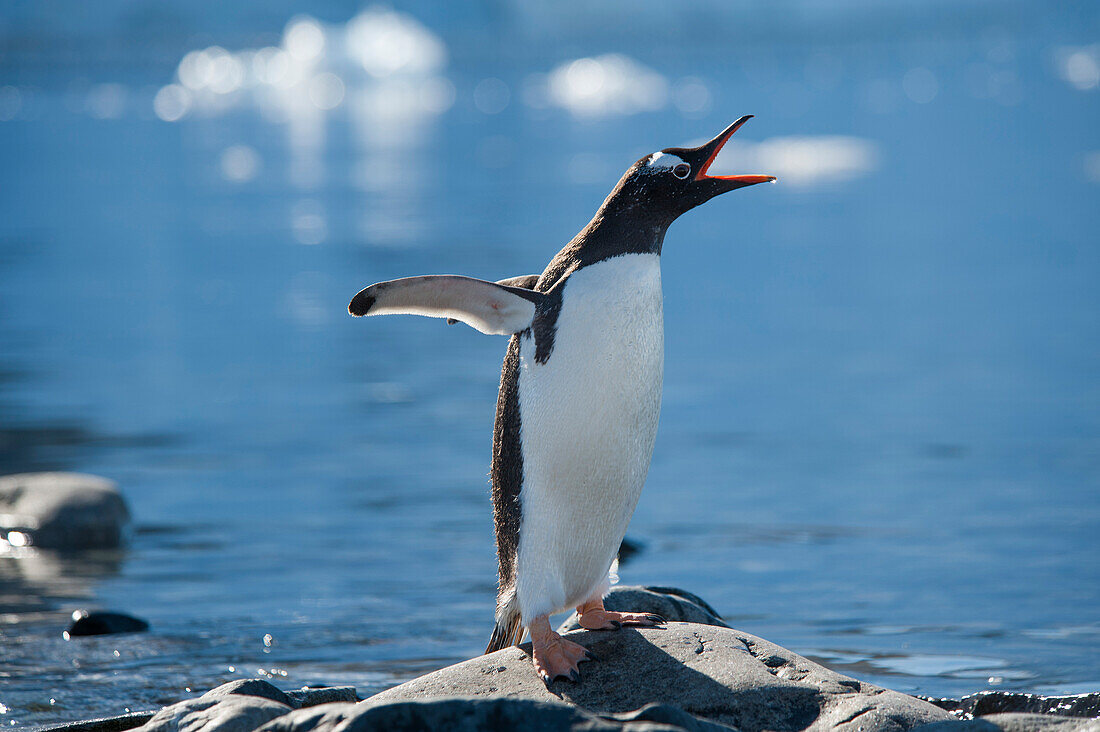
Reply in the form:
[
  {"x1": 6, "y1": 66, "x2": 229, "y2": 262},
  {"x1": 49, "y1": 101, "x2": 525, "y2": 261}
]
[{"x1": 349, "y1": 116, "x2": 775, "y2": 682}]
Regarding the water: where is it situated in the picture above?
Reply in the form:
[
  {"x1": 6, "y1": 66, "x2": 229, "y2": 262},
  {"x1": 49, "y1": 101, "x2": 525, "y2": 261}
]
[{"x1": 1, "y1": 2, "x2": 1099, "y2": 727}]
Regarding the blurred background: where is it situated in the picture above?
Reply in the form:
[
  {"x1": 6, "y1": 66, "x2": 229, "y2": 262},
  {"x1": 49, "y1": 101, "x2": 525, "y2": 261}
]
[{"x1": 1, "y1": 0, "x2": 1098, "y2": 726}]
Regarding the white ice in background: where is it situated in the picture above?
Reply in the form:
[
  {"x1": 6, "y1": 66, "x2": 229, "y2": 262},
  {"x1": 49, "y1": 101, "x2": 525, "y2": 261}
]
[
  {"x1": 708, "y1": 136, "x2": 879, "y2": 188},
  {"x1": 154, "y1": 9, "x2": 882, "y2": 197},
  {"x1": 155, "y1": 3, "x2": 455, "y2": 241},
  {"x1": 157, "y1": 6, "x2": 452, "y2": 124},
  {"x1": 1055, "y1": 44, "x2": 1100, "y2": 91},
  {"x1": 284, "y1": 17, "x2": 325, "y2": 62},
  {"x1": 344, "y1": 6, "x2": 446, "y2": 78},
  {"x1": 542, "y1": 54, "x2": 669, "y2": 118}
]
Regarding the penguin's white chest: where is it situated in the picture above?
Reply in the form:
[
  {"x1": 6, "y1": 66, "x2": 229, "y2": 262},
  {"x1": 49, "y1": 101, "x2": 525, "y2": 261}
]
[{"x1": 514, "y1": 253, "x2": 663, "y2": 621}]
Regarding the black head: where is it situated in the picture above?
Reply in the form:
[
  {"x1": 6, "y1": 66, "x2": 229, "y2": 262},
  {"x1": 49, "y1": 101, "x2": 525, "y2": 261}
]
[{"x1": 603, "y1": 116, "x2": 776, "y2": 227}]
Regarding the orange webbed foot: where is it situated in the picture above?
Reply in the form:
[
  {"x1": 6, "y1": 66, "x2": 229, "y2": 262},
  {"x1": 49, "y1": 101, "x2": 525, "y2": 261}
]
[
  {"x1": 528, "y1": 616, "x2": 596, "y2": 683},
  {"x1": 576, "y1": 598, "x2": 665, "y2": 631}
]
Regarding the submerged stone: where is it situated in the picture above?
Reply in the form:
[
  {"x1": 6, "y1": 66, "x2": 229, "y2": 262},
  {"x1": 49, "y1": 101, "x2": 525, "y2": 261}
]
[{"x1": 66, "y1": 610, "x2": 149, "y2": 637}]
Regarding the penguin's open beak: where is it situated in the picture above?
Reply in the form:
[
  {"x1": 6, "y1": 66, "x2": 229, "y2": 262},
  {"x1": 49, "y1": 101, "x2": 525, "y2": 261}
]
[{"x1": 685, "y1": 116, "x2": 776, "y2": 191}]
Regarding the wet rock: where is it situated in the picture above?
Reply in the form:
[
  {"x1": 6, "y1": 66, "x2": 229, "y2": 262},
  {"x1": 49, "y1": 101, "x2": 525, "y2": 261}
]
[
  {"x1": 925, "y1": 692, "x2": 1100, "y2": 720},
  {"x1": 257, "y1": 697, "x2": 731, "y2": 732},
  {"x1": 913, "y1": 713, "x2": 1095, "y2": 732},
  {"x1": 365, "y1": 620, "x2": 949, "y2": 731},
  {"x1": 975, "y1": 713, "x2": 1097, "y2": 732},
  {"x1": 252, "y1": 703, "x2": 355, "y2": 732},
  {"x1": 204, "y1": 679, "x2": 294, "y2": 707},
  {"x1": 35, "y1": 710, "x2": 155, "y2": 732},
  {"x1": 136, "y1": 681, "x2": 294, "y2": 732},
  {"x1": 558, "y1": 585, "x2": 728, "y2": 633},
  {"x1": 285, "y1": 687, "x2": 359, "y2": 707},
  {"x1": 609, "y1": 703, "x2": 741, "y2": 731},
  {"x1": 0, "y1": 472, "x2": 130, "y2": 549},
  {"x1": 66, "y1": 610, "x2": 149, "y2": 637},
  {"x1": 137, "y1": 696, "x2": 290, "y2": 732},
  {"x1": 617, "y1": 536, "x2": 645, "y2": 565}
]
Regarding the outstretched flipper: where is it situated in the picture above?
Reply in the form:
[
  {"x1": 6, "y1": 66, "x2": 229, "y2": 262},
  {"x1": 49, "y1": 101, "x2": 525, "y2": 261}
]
[
  {"x1": 447, "y1": 275, "x2": 541, "y2": 326},
  {"x1": 349, "y1": 275, "x2": 543, "y2": 336},
  {"x1": 495, "y1": 274, "x2": 540, "y2": 290}
]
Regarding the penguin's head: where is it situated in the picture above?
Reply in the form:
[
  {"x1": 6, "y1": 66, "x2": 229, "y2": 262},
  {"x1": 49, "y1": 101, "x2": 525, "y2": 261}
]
[{"x1": 617, "y1": 116, "x2": 775, "y2": 222}]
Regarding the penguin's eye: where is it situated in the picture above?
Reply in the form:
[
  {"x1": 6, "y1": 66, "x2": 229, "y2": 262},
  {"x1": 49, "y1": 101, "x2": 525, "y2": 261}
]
[{"x1": 672, "y1": 163, "x2": 691, "y2": 179}]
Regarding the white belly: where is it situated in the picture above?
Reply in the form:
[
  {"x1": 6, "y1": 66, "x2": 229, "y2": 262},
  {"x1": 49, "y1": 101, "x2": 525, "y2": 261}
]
[{"x1": 514, "y1": 253, "x2": 663, "y2": 622}]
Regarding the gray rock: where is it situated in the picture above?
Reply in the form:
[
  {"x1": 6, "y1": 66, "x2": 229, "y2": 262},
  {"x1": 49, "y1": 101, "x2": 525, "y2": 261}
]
[
  {"x1": 203, "y1": 679, "x2": 294, "y2": 707},
  {"x1": 926, "y1": 693, "x2": 1100, "y2": 720},
  {"x1": 913, "y1": 713, "x2": 1098, "y2": 732},
  {"x1": 252, "y1": 703, "x2": 355, "y2": 732},
  {"x1": 978, "y1": 713, "x2": 1099, "y2": 732},
  {"x1": 557, "y1": 586, "x2": 728, "y2": 633},
  {"x1": 607, "y1": 703, "x2": 741, "y2": 730},
  {"x1": 136, "y1": 696, "x2": 290, "y2": 732},
  {"x1": 0, "y1": 472, "x2": 129, "y2": 549},
  {"x1": 365, "y1": 621, "x2": 950, "y2": 731},
  {"x1": 285, "y1": 687, "x2": 359, "y2": 707},
  {"x1": 35, "y1": 710, "x2": 155, "y2": 732},
  {"x1": 256, "y1": 697, "x2": 728, "y2": 732},
  {"x1": 135, "y1": 680, "x2": 297, "y2": 732}
]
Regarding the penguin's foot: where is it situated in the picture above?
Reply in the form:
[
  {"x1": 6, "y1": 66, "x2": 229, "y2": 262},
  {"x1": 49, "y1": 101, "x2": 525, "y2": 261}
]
[
  {"x1": 576, "y1": 599, "x2": 666, "y2": 631},
  {"x1": 529, "y1": 615, "x2": 595, "y2": 683}
]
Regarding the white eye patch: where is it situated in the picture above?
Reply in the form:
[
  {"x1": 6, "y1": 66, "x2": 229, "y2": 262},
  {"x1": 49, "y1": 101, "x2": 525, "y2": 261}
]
[
  {"x1": 646, "y1": 152, "x2": 685, "y2": 170},
  {"x1": 644, "y1": 152, "x2": 690, "y2": 179}
]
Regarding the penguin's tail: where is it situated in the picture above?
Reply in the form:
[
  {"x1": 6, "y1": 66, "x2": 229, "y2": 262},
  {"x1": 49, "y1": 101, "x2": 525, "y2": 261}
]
[{"x1": 484, "y1": 594, "x2": 525, "y2": 654}]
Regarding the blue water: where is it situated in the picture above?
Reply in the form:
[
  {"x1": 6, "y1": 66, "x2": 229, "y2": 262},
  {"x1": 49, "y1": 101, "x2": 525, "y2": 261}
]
[{"x1": 1, "y1": 2, "x2": 1099, "y2": 727}]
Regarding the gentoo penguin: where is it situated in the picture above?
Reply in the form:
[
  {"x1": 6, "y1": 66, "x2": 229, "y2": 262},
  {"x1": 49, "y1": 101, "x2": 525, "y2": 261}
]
[{"x1": 349, "y1": 116, "x2": 774, "y2": 682}]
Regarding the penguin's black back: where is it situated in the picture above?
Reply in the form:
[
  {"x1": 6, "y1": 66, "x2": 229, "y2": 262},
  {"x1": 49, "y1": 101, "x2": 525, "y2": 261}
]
[{"x1": 490, "y1": 335, "x2": 524, "y2": 591}]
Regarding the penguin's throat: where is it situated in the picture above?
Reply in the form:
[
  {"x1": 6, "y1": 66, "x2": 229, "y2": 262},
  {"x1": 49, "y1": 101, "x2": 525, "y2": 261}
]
[{"x1": 582, "y1": 206, "x2": 670, "y2": 257}]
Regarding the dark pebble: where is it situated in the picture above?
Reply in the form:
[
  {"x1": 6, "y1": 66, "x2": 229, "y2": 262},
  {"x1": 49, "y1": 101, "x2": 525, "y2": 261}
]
[
  {"x1": 617, "y1": 536, "x2": 645, "y2": 564},
  {"x1": 66, "y1": 610, "x2": 150, "y2": 637}
]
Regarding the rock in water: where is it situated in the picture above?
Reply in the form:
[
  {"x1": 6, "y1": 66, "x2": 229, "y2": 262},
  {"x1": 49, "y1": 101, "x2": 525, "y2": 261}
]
[
  {"x1": 284, "y1": 687, "x2": 359, "y2": 707},
  {"x1": 66, "y1": 610, "x2": 149, "y2": 637},
  {"x1": 41, "y1": 588, "x2": 1098, "y2": 732},
  {"x1": 912, "y1": 714, "x2": 1097, "y2": 732},
  {"x1": 364, "y1": 622, "x2": 950, "y2": 731},
  {"x1": 616, "y1": 536, "x2": 645, "y2": 565},
  {"x1": 925, "y1": 692, "x2": 1100, "y2": 720},
  {"x1": 137, "y1": 681, "x2": 294, "y2": 732},
  {"x1": 558, "y1": 585, "x2": 728, "y2": 633},
  {"x1": 0, "y1": 472, "x2": 130, "y2": 549}
]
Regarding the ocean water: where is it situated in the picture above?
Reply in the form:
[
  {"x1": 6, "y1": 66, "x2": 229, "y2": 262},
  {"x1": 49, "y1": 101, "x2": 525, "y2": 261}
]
[{"x1": 1, "y1": 2, "x2": 1099, "y2": 727}]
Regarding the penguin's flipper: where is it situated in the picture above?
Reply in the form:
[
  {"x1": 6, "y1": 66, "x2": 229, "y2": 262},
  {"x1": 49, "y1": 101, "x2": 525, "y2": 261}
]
[
  {"x1": 441, "y1": 275, "x2": 540, "y2": 326},
  {"x1": 495, "y1": 274, "x2": 540, "y2": 290},
  {"x1": 349, "y1": 275, "x2": 542, "y2": 336}
]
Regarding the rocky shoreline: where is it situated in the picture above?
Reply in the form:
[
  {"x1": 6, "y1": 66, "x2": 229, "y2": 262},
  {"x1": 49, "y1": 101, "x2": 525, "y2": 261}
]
[
  {"x1": 36, "y1": 587, "x2": 1100, "y2": 732},
  {"x1": 6, "y1": 474, "x2": 1097, "y2": 732}
]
